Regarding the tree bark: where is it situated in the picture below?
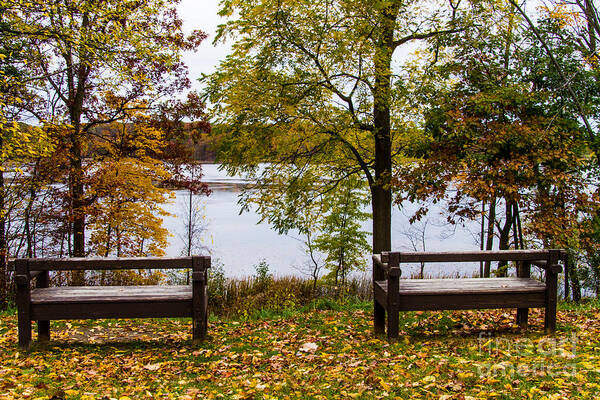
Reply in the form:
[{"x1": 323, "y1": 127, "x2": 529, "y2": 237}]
[
  {"x1": 24, "y1": 174, "x2": 37, "y2": 258},
  {"x1": 68, "y1": 16, "x2": 91, "y2": 284},
  {"x1": 484, "y1": 196, "x2": 496, "y2": 277},
  {"x1": 497, "y1": 200, "x2": 513, "y2": 277},
  {"x1": 370, "y1": 3, "x2": 398, "y2": 255},
  {"x1": 69, "y1": 116, "x2": 86, "y2": 285},
  {"x1": 480, "y1": 200, "x2": 486, "y2": 277},
  {"x1": 67, "y1": 11, "x2": 91, "y2": 286}
]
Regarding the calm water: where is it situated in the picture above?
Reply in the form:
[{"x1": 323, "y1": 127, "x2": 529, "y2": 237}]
[{"x1": 161, "y1": 164, "x2": 482, "y2": 277}]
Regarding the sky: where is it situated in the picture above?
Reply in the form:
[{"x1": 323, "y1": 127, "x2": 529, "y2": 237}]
[
  {"x1": 175, "y1": 0, "x2": 423, "y2": 92},
  {"x1": 178, "y1": 0, "x2": 231, "y2": 91}
]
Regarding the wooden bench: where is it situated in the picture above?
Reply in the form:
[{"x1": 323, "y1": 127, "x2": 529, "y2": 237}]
[
  {"x1": 13, "y1": 256, "x2": 210, "y2": 349},
  {"x1": 372, "y1": 249, "x2": 565, "y2": 339}
]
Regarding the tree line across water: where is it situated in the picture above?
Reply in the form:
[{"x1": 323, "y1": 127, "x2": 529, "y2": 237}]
[{"x1": 2, "y1": 0, "x2": 600, "y2": 307}]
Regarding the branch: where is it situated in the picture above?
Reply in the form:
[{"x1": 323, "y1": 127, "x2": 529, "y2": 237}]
[
  {"x1": 392, "y1": 28, "x2": 462, "y2": 49},
  {"x1": 508, "y1": 0, "x2": 596, "y2": 140}
]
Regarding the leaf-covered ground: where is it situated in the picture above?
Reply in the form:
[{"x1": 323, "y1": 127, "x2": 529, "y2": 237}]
[{"x1": 1, "y1": 301, "x2": 599, "y2": 399}]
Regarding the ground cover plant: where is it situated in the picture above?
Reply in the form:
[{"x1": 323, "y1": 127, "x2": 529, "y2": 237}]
[{"x1": 0, "y1": 300, "x2": 599, "y2": 399}]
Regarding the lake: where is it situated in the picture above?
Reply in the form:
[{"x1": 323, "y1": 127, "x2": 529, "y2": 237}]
[{"x1": 161, "y1": 164, "x2": 482, "y2": 278}]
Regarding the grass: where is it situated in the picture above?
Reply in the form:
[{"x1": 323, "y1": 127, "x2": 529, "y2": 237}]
[{"x1": 0, "y1": 301, "x2": 599, "y2": 399}]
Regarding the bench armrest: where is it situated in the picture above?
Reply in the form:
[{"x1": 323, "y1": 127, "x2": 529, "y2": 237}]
[
  {"x1": 373, "y1": 254, "x2": 401, "y2": 279},
  {"x1": 531, "y1": 260, "x2": 563, "y2": 273},
  {"x1": 14, "y1": 274, "x2": 29, "y2": 286}
]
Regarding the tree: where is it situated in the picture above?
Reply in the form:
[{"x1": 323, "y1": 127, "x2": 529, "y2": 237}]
[
  {"x1": 0, "y1": 8, "x2": 53, "y2": 307},
  {"x1": 246, "y1": 164, "x2": 370, "y2": 290},
  {"x1": 86, "y1": 118, "x2": 173, "y2": 258},
  {"x1": 507, "y1": 0, "x2": 599, "y2": 143},
  {"x1": 395, "y1": 3, "x2": 599, "y2": 279},
  {"x1": 1, "y1": 0, "x2": 206, "y2": 268},
  {"x1": 313, "y1": 176, "x2": 371, "y2": 288},
  {"x1": 204, "y1": 0, "x2": 464, "y2": 256}
]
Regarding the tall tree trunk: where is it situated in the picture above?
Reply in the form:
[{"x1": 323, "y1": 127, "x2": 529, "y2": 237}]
[
  {"x1": 480, "y1": 200, "x2": 486, "y2": 277},
  {"x1": 67, "y1": 11, "x2": 91, "y2": 285},
  {"x1": 306, "y1": 231, "x2": 319, "y2": 292},
  {"x1": 70, "y1": 131, "x2": 85, "y2": 285},
  {"x1": 514, "y1": 202, "x2": 524, "y2": 249},
  {"x1": 68, "y1": 130, "x2": 86, "y2": 284},
  {"x1": 585, "y1": 0, "x2": 597, "y2": 56},
  {"x1": 497, "y1": 200, "x2": 513, "y2": 277},
  {"x1": 512, "y1": 202, "x2": 521, "y2": 250},
  {"x1": 24, "y1": 179, "x2": 36, "y2": 258},
  {"x1": 371, "y1": 3, "x2": 397, "y2": 255},
  {"x1": 484, "y1": 196, "x2": 496, "y2": 277}
]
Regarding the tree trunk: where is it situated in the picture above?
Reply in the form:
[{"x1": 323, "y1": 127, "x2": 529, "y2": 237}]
[
  {"x1": 69, "y1": 129, "x2": 86, "y2": 285},
  {"x1": 306, "y1": 231, "x2": 319, "y2": 292},
  {"x1": 370, "y1": 4, "x2": 397, "y2": 255},
  {"x1": 585, "y1": 0, "x2": 597, "y2": 56},
  {"x1": 512, "y1": 202, "x2": 521, "y2": 250},
  {"x1": 514, "y1": 201, "x2": 524, "y2": 249},
  {"x1": 497, "y1": 200, "x2": 513, "y2": 277},
  {"x1": 67, "y1": 12, "x2": 91, "y2": 285},
  {"x1": 24, "y1": 182, "x2": 36, "y2": 258},
  {"x1": 571, "y1": 268, "x2": 582, "y2": 302},
  {"x1": 480, "y1": 200, "x2": 486, "y2": 277},
  {"x1": 568, "y1": 252, "x2": 582, "y2": 302},
  {"x1": 484, "y1": 196, "x2": 496, "y2": 277}
]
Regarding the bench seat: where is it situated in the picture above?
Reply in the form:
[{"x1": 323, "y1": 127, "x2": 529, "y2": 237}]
[
  {"x1": 29, "y1": 285, "x2": 194, "y2": 321},
  {"x1": 374, "y1": 277, "x2": 546, "y2": 312},
  {"x1": 31, "y1": 285, "x2": 192, "y2": 304}
]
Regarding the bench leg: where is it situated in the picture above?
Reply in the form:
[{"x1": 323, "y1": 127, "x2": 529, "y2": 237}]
[
  {"x1": 18, "y1": 313, "x2": 32, "y2": 350},
  {"x1": 516, "y1": 308, "x2": 528, "y2": 329},
  {"x1": 374, "y1": 301, "x2": 385, "y2": 335},
  {"x1": 192, "y1": 260, "x2": 208, "y2": 344},
  {"x1": 544, "y1": 253, "x2": 560, "y2": 334},
  {"x1": 192, "y1": 289, "x2": 208, "y2": 343},
  {"x1": 545, "y1": 303, "x2": 557, "y2": 334},
  {"x1": 386, "y1": 272, "x2": 400, "y2": 340},
  {"x1": 387, "y1": 308, "x2": 399, "y2": 339},
  {"x1": 38, "y1": 320, "x2": 50, "y2": 343},
  {"x1": 192, "y1": 308, "x2": 208, "y2": 344},
  {"x1": 16, "y1": 269, "x2": 32, "y2": 350}
]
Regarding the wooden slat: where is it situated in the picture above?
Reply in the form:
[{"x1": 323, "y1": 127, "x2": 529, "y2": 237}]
[
  {"x1": 31, "y1": 285, "x2": 192, "y2": 304},
  {"x1": 390, "y1": 250, "x2": 558, "y2": 263},
  {"x1": 376, "y1": 278, "x2": 546, "y2": 295},
  {"x1": 25, "y1": 257, "x2": 195, "y2": 271},
  {"x1": 31, "y1": 301, "x2": 192, "y2": 320},
  {"x1": 396, "y1": 292, "x2": 546, "y2": 311}
]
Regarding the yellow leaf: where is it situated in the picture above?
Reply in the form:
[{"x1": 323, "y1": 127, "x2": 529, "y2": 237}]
[{"x1": 144, "y1": 363, "x2": 161, "y2": 371}]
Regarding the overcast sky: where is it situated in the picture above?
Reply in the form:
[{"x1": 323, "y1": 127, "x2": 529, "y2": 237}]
[
  {"x1": 178, "y1": 0, "x2": 231, "y2": 90},
  {"x1": 176, "y1": 0, "x2": 421, "y2": 92}
]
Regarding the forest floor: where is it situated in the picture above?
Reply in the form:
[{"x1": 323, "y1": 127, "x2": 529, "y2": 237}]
[{"x1": 0, "y1": 300, "x2": 599, "y2": 399}]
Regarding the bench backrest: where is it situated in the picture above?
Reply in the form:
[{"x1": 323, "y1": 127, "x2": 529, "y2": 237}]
[
  {"x1": 380, "y1": 250, "x2": 566, "y2": 264},
  {"x1": 373, "y1": 249, "x2": 566, "y2": 280},
  {"x1": 11, "y1": 256, "x2": 210, "y2": 273}
]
